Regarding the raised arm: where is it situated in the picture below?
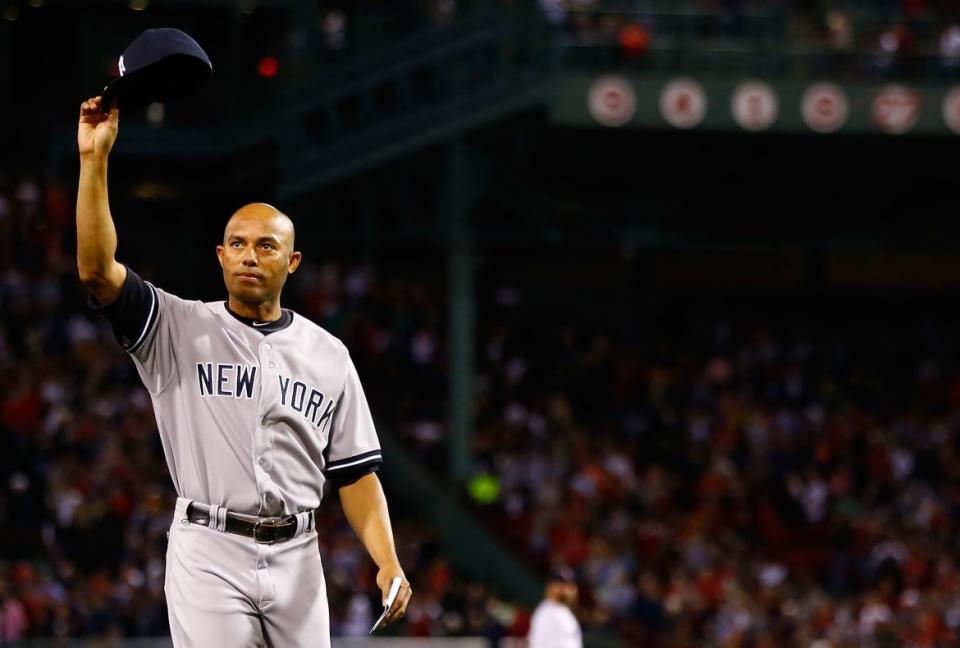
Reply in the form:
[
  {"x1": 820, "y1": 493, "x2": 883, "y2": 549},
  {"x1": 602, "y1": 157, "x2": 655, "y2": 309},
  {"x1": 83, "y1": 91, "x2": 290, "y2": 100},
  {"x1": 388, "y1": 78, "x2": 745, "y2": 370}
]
[{"x1": 76, "y1": 95, "x2": 126, "y2": 305}]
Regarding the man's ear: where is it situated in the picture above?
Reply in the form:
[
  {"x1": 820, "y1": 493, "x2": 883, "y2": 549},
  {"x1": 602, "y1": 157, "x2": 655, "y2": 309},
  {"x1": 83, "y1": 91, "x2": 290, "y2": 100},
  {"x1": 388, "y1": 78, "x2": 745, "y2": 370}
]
[
  {"x1": 288, "y1": 251, "x2": 302, "y2": 274},
  {"x1": 216, "y1": 245, "x2": 225, "y2": 268}
]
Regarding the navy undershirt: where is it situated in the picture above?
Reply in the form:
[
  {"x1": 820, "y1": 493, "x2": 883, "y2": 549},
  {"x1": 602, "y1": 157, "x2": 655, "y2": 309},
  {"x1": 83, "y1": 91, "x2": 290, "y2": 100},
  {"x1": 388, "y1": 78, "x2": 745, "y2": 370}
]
[
  {"x1": 88, "y1": 266, "x2": 156, "y2": 350},
  {"x1": 224, "y1": 303, "x2": 294, "y2": 335}
]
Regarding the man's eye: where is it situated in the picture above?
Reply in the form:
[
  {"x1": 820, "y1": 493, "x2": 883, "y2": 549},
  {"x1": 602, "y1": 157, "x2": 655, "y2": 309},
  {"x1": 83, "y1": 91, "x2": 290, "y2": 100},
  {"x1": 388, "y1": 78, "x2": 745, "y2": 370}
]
[
  {"x1": 231, "y1": 241, "x2": 243, "y2": 248},
  {"x1": 261, "y1": 243, "x2": 274, "y2": 250}
]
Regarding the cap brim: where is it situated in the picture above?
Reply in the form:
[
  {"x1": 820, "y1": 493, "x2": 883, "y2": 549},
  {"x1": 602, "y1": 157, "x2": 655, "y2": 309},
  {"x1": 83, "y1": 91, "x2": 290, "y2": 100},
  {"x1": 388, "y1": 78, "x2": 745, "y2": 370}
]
[{"x1": 101, "y1": 76, "x2": 131, "y2": 110}]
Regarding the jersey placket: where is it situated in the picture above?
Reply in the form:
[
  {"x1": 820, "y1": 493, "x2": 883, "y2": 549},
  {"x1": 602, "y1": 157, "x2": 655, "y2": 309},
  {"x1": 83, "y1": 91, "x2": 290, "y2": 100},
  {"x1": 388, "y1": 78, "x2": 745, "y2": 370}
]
[
  {"x1": 253, "y1": 337, "x2": 280, "y2": 514},
  {"x1": 253, "y1": 336, "x2": 279, "y2": 608}
]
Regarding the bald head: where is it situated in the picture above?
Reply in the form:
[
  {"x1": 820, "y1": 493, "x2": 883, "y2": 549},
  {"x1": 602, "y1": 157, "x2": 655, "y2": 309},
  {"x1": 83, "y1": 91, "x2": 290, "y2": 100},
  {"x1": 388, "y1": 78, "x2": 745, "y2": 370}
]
[
  {"x1": 224, "y1": 203, "x2": 295, "y2": 250},
  {"x1": 217, "y1": 202, "x2": 302, "y2": 311}
]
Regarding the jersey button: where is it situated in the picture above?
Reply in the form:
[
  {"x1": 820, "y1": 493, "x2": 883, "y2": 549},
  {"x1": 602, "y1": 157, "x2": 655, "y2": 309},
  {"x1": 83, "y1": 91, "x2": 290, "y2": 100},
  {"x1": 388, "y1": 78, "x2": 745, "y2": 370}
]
[
  {"x1": 268, "y1": 362, "x2": 275, "y2": 369},
  {"x1": 264, "y1": 343, "x2": 272, "y2": 350},
  {"x1": 259, "y1": 458, "x2": 268, "y2": 468}
]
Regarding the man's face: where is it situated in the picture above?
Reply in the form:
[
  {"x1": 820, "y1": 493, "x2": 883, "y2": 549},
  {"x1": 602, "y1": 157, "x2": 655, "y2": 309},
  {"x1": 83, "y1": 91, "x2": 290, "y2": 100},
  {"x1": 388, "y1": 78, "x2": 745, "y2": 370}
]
[
  {"x1": 548, "y1": 581, "x2": 578, "y2": 607},
  {"x1": 558, "y1": 582, "x2": 578, "y2": 606},
  {"x1": 216, "y1": 212, "x2": 300, "y2": 304}
]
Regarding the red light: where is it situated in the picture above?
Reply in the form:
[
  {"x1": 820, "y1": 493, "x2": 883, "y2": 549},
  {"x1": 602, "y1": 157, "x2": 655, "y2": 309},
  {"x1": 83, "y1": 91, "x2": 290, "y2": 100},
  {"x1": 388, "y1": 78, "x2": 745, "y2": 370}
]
[
  {"x1": 258, "y1": 56, "x2": 278, "y2": 78},
  {"x1": 619, "y1": 24, "x2": 649, "y2": 60}
]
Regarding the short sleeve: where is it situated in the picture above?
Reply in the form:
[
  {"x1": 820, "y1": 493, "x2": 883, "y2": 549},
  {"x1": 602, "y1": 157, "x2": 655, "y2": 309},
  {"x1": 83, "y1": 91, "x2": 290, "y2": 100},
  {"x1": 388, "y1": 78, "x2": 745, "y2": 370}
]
[
  {"x1": 323, "y1": 354, "x2": 382, "y2": 488},
  {"x1": 87, "y1": 267, "x2": 157, "y2": 351},
  {"x1": 88, "y1": 267, "x2": 189, "y2": 395}
]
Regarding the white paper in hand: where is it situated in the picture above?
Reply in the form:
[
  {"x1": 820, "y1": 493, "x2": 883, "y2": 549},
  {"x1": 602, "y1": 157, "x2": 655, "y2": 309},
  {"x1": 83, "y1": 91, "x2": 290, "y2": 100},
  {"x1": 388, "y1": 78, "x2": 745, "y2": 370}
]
[{"x1": 369, "y1": 577, "x2": 403, "y2": 635}]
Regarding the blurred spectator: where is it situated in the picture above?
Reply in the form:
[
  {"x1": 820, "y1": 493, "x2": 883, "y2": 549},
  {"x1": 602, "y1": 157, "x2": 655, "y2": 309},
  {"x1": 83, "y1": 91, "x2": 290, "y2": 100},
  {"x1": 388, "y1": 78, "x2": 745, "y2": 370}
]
[
  {"x1": 872, "y1": 24, "x2": 915, "y2": 75},
  {"x1": 1, "y1": 579, "x2": 29, "y2": 641},
  {"x1": 827, "y1": 10, "x2": 854, "y2": 53},
  {"x1": 321, "y1": 9, "x2": 347, "y2": 51},
  {"x1": 539, "y1": 0, "x2": 567, "y2": 26},
  {"x1": 428, "y1": 0, "x2": 457, "y2": 23},
  {"x1": 939, "y1": 23, "x2": 960, "y2": 69}
]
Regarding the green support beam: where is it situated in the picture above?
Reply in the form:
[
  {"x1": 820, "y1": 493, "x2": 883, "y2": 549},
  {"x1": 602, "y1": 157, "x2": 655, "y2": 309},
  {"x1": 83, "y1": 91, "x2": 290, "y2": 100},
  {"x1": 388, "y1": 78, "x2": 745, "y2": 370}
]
[{"x1": 445, "y1": 139, "x2": 475, "y2": 485}]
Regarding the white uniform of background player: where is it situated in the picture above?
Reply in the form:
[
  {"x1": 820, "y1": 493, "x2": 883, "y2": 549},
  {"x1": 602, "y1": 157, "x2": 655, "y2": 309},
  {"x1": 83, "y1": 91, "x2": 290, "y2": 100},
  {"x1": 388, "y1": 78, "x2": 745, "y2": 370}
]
[
  {"x1": 76, "y1": 95, "x2": 412, "y2": 648},
  {"x1": 527, "y1": 568, "x2": 582, "y2": 648}
]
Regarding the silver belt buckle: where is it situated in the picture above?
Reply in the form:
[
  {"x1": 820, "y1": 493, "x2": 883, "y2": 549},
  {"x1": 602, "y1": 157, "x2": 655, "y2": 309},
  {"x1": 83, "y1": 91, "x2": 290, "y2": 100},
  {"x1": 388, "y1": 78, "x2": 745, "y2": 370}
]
[{"x1": 253, "y1": 517, "x2": 294, "y2": 544}]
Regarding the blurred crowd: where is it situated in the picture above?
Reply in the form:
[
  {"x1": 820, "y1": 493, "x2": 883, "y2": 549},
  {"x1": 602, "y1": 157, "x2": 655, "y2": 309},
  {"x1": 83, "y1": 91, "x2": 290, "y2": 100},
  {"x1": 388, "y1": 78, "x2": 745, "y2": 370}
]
[
  {"x1": 469, "y1": 284, "x2": 960, "y2": 646},
  {"x1": 544, "y1": 0, "x2": 960, "y2": 78},
  {"x1": 8, "y1": 163, "x2": 960, "y2": 648},
  {"x1": 0, "y1": 172, "x2": 518, "y2": 643}
]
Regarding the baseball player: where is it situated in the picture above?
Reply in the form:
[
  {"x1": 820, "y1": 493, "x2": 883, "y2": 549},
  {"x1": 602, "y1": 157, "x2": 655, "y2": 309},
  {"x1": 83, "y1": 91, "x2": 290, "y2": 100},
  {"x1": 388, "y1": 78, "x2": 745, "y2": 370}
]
[
  {"x1": 527, "y1": 567, "x2": 582, "y2": 648},
  {"x1": 76, "y1": 96, "x2": 412, "y2": 646}
]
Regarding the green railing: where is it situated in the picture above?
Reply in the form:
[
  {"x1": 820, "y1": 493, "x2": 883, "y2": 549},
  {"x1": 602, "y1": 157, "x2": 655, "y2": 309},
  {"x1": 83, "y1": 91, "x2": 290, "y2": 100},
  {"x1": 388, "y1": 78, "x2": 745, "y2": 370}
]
[{"x1": 276, "y1": 3, "x2": 551, "y2": 197}]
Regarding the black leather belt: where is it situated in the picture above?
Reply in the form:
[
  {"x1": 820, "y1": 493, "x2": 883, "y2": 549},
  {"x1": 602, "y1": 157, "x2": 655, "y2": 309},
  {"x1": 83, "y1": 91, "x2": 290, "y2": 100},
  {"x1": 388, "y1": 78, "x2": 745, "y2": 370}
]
[{"x1": 185, "y1": 502, "x2": 308, "y2": 545}]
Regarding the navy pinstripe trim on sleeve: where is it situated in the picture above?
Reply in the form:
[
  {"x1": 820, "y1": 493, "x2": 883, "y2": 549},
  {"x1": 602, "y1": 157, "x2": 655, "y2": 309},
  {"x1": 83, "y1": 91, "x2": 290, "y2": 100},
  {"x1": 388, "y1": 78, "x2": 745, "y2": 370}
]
[
  {"x1": 325, "y1": 450, "x2": 382, "y2": 489},
  {"x1": 328, "y1": 461, "x2": 380, "y2": 489},
  {"x1": 126, "y1": 282, "x2": 159, "y2": 353},
  {"x1": 324, "y1": 449, "x2": 383, "y2": 472}
]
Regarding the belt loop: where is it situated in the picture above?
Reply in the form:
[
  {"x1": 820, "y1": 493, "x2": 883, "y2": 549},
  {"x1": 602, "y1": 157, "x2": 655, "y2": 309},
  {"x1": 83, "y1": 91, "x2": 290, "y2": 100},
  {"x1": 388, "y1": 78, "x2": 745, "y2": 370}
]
[
  {"x1": 209, "y1": 504, "x2": 228, "y2": 533},
  {"x1": 294, "y1": 511, "x2": 311, "y2": 537},
  {"x1": 207, "y1": 504, "x2": 218, "y2": 530}
]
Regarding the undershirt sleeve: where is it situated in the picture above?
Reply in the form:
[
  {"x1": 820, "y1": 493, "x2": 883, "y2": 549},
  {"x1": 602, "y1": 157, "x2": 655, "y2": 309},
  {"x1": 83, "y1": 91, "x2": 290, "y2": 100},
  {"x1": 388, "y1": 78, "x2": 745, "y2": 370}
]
[{"x1": 87, "y1": 266, "x2": 159, "y2": 353}]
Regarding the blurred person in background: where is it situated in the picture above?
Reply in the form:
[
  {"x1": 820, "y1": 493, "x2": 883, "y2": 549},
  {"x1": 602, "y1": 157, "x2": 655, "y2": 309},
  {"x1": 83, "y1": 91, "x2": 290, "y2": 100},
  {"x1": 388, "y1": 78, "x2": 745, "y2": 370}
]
[
  {"x1": 939, "y1": 23, "x2": 960, "y2": 71},
  {"x1": 527, "y1": 567, "x2": 582, "y2": 648},
  {"x1": 873, "y1": 23, "x2": 915, "y2": 76}
]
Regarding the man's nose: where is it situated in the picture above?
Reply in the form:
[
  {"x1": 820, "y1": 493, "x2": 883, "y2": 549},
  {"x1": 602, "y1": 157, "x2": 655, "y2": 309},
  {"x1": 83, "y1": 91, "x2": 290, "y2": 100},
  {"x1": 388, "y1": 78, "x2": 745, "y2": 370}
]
[{"x1": 240, "y1": 245, "x2": 258, "y2": 265}]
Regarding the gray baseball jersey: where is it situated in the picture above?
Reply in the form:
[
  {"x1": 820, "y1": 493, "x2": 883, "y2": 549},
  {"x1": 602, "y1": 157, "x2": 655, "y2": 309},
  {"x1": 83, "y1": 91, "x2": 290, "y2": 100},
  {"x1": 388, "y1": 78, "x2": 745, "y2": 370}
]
[{"x1": 92, "y1": 267, "x2": 382, "y2": 516}]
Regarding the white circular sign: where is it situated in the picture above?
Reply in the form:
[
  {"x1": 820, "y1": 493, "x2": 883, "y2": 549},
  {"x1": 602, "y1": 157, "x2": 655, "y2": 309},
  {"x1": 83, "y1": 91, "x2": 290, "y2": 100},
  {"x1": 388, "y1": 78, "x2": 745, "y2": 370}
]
[
  {"x1": 588, "y1": 75, "x2": 636, "y2": 128},
  {"x1": 872, "y1": 85, "x2": 920, "y2": 135},
  {"x1": 659, "y1": 78, "x2": 707, "y2": 129},
  {"x1": 801, "y1": 83, "x2": 849, "y2": 133},
  {"x1": 731, "y1": 81, "x2": 778, "y2": 131},
  {"x1": 942, "y1": 87, "x2": 960, "y2": 135}
]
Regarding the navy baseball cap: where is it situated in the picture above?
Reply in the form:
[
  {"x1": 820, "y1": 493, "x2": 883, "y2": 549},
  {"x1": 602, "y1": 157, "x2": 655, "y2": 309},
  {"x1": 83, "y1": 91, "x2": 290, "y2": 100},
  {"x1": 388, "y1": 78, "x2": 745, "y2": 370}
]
[
  {"x1": 102, "y1": 28, "x2": 212, "y2": 109},
  {"x1": 548, "y1": 566, "x2": 577, "y2": 584}
]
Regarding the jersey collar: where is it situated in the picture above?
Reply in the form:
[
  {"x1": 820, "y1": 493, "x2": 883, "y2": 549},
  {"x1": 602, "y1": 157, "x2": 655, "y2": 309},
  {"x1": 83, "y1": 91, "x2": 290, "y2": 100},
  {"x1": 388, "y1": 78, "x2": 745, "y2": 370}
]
[{"x1": 223, "y1": 303, "x2": 294, "y2": 335}]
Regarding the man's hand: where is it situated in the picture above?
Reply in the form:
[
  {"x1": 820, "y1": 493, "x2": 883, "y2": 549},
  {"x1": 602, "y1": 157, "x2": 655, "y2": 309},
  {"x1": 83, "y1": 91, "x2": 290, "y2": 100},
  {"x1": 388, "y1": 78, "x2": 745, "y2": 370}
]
[
  {"x1": 375, "y1": 566, "x2": 412, "y2": 629},
  {"x1": 78, "y1": 96, "x2": 119, "y2": 160}
]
